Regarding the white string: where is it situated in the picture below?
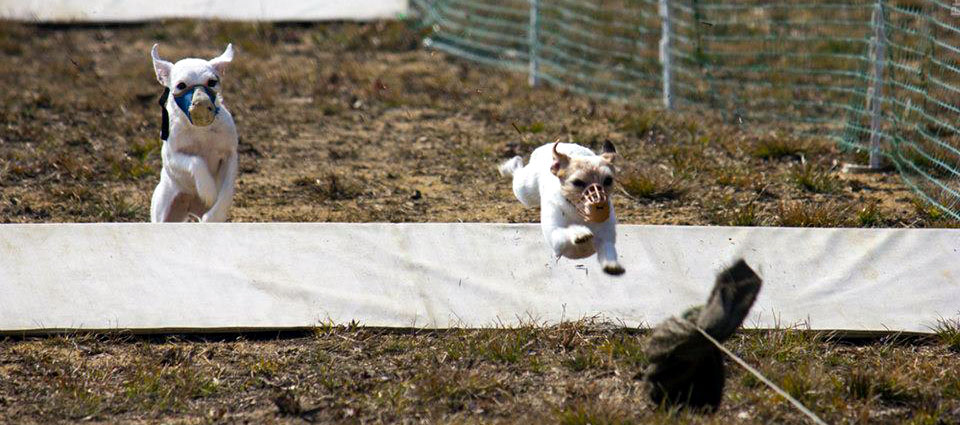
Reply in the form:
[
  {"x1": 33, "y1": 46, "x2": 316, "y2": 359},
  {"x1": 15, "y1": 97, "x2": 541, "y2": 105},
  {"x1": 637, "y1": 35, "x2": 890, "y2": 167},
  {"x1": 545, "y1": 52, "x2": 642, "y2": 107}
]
[{"x1": 694, "y1": 326, "x2": 830, "y2": 425}]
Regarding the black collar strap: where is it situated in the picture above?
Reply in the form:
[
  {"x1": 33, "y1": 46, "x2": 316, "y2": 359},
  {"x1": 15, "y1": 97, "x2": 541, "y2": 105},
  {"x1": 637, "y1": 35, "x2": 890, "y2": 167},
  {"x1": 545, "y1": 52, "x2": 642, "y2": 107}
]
[{"x1": 158, "y1": 87, "x2": 170, "y2": 141}]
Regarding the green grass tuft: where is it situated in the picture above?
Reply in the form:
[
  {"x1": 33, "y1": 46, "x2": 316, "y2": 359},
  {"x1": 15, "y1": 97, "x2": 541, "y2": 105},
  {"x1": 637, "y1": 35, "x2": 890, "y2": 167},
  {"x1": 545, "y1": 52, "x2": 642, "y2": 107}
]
[
  {"x1": 707, "y1": 195, "x2": 763, "y2": 226},
  {"x1": 751, "y1": 138, "x2": 806, "y2": 160},
  {"x1": 558, "y1": 402, "x2": 634, "y2": 425},
  {"x1": 293, "y1": 172, "x2": 362, "y2": 201},
  {"x1": 912, "y1": 198, "x2": 947, "y2": 222},
  {"x1": 416, "y1": 368, "x2": 507, "y2": 411},
  {"x1": 791, "y1": 163, "x2": 838, "y2": 194},
  {"x1": 515, "y1": 121, "x2": 546, "y2": 134},
  {"x1": 564, "y1": 350, "x2": 604, "y2": 372},
  {"x1": 122, "y1": 366, "x2": 219, "y2": 412},
  {"x1": 619, "y1": 110, "x2": 662, "y2": 137},
  {"x1": 933, "y1": 317, "x2": 960, "y2": 353},
  {"x1": 713, "y1": 166, "x2": 755, "y2": 189},
  {"x1": 477, "y1": 328, "x2": 537, "y2": 364},
  {"x1": 779, "y1": 371, "x2": 816, "y2": 405},
  {"x1": 776, "y1": 201, "x2": 850, "y2": 227},
  {"x1": 846, "y1": 369, "x2": 873, "y2": 400},
  {"x1": 619, "y1": 168, "x2": 686, "y2": 201},
  {"x1": 94, "y1": 193, "x2": 146, "y2": 222},
  {"x1": 856, "y1": 202, "x2": 885, "y2": 227},
  {"x1": 445, "y1": 327, "x2": 540, "y2": 365},
  {"x1": 599, "y1": 335, "x2": 647, "y2": 368}
]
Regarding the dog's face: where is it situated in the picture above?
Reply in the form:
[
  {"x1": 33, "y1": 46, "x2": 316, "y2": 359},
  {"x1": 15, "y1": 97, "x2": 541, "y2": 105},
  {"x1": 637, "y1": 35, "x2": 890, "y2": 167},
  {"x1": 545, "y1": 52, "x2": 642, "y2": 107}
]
[
  {"x1": 551, "y1": 140, "x2": 618, "y2": 223},
  {"x1": 151, "y1": 44, "x2": 234, "y2": 126}
]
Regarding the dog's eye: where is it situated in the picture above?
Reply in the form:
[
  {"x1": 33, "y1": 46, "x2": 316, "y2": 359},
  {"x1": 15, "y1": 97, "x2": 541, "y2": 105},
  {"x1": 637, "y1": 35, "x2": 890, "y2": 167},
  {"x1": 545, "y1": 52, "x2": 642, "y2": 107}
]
[
  {"x1": 572, "y1": 179, "x2": 586, "y2": 188},
  {"x1": 603, "y1": 176, "x2": 614, "y2": 186},
  {"x1": 207, "y1": 79, "x2": 218, "y2": 88},
  {"x1": 175, "y1": 82, "x2": 187, "y2": 91}
]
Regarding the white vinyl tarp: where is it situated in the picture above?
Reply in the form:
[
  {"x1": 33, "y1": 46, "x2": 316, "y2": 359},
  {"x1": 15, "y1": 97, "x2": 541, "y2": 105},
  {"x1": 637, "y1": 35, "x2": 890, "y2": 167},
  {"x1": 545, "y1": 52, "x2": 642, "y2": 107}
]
[
  {"x1": 1, "y1": 223, "x2": 958, "y2": 335},
  {"x1": 0, "y1": 0, "x2": 409, "y2": 22}
]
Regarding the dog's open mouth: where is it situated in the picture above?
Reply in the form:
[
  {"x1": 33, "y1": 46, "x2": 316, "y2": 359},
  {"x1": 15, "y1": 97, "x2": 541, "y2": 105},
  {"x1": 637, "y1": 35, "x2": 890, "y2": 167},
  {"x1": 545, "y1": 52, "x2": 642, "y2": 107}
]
[{"x1": 576, "y1": 183, "x2": 610, "y2": 223}]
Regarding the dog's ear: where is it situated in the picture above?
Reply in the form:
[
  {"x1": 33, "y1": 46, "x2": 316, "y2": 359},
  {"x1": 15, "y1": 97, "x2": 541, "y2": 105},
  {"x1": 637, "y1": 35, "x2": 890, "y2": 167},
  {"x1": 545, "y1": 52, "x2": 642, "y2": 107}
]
[
  {"x1": 151, "y1": 44, "x2": 174, "y2": 87},
  {"x1": 601, "y1": 139, "x2": 617, "y2": 163},
  {"x1": 209, "y1": 43, "x2": 235, "y2": 76},
  {"x1": 550, "y1": 141, "x2": 570, "y2": 177}
]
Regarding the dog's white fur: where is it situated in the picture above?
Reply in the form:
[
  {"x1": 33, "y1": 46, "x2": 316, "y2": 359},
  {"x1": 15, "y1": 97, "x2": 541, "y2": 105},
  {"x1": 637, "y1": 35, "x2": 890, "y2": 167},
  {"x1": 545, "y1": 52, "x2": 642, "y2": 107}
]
[
  {"x1": 499, "y1": 142, "x2": 624, "y2": 275},
  {"x1": 150, "y1": 43, "x2": 238, "y2": 222}
]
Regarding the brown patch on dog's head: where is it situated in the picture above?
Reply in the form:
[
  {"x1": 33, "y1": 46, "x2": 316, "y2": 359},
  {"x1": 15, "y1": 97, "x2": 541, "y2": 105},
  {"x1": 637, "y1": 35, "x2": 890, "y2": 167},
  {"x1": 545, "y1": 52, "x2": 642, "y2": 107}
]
[{"x1": 552, "y1": 141, "x2": 618, "y2": 222}]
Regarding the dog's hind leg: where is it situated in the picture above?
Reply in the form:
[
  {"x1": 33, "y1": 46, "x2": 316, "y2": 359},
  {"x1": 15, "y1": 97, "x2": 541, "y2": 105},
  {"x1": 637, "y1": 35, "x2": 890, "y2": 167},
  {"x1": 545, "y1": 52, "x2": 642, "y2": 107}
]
[
  {"x1": 151, "y1": 176, "x2": 191, "y2": 222},
  {"x1": 498, "y1": 156, "x2": 541, "y2": 208},
  {"x1": 498, "y1": 156, "x2": 523, "y2": 178},
  {"x1": 512, "y1": 165, "x2": 541, "y2": 208}
]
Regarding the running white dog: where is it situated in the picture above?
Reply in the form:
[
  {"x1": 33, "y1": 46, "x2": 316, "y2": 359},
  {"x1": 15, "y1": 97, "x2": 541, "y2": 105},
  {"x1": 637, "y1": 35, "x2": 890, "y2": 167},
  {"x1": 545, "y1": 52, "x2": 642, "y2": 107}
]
[
  {"x1": 149, "y1": 43, "x2": 238, "y2": 222},
  {"x1": 499, "y1": 141, "x2": 625, "y2": 275}
]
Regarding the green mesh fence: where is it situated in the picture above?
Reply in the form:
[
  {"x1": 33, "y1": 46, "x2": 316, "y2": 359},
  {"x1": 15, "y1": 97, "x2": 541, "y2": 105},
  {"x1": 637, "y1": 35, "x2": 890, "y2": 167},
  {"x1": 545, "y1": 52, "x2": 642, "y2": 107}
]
[{"x1": 413, "y1": 0, "x2": 960, "y2": 221}]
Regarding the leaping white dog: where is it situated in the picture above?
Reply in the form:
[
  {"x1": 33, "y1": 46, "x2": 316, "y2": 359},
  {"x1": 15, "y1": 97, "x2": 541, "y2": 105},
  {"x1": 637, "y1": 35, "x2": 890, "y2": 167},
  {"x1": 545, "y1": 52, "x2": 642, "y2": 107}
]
[
  {"x1": 149, "y1": 43, "x2": 238, "y2": 222},
  {"x1": 499, "y1": 141, "x2": 625, "y2": 275}
]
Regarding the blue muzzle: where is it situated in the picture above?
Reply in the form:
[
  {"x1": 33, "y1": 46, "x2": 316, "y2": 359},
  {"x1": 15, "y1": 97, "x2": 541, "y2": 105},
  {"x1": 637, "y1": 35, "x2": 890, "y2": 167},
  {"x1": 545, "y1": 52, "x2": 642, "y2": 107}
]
[{"x1": 173, "y1": 85, "x2": 220, "y2": 125}]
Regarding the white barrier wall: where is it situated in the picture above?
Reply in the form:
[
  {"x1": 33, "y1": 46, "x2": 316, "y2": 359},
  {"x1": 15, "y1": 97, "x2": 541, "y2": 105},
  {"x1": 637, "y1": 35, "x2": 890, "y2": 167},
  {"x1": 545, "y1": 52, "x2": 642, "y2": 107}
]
[
  {"x1": 0, "y1": 0, "x2": 409, "y2": 22},
  {"x1": 1, "y1": 223, "x2": 958, "y2": 335}
]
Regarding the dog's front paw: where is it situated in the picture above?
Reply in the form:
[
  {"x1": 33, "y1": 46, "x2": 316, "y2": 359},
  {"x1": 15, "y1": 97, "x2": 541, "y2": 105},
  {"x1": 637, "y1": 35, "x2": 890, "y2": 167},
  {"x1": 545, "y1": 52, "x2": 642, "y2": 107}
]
[
  {"x1": 568, "y1": 226, "x2": 594, "y2": 245},
  {"x1": 196, "y1": 177, "x2": 217, "y2": 207},
  {"x1": 602, "y1": 262, "x2": 625, "y2": 276}
]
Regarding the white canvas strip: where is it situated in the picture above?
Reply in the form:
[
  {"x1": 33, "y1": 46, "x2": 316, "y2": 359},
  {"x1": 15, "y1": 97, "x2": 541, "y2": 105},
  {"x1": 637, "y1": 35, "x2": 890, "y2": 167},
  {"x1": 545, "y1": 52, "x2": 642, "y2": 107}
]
[
  {"x1": 0, "y1": 223, "x2": 957, "y2": 334},
  {"x1": 0, "y1": 0, "x2": 408, "y2": 22}
]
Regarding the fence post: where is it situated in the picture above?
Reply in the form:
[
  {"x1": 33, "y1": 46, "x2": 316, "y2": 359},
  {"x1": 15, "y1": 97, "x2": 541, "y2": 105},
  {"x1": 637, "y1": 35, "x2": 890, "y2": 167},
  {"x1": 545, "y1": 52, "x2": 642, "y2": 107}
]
[
  {"x1": 868, "y1": 0, "x2": 886, "y2": 169},
  {"x1": 528, "y1": 0, "x2": 540, "y2": 87},
  {"x1": 692, "y1": 0, "x2": 702, "y2": 69},
  {"x1": 659, "y1": 0, "x2": 673, "y2": 109}
]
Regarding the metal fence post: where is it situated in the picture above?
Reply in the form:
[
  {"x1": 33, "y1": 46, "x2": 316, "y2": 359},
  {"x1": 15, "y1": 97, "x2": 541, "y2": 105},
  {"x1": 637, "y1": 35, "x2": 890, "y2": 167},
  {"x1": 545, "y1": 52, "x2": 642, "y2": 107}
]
[
  {"x1": 529, "y1": 0, "x2": 540, "y2": 87},
  {"x1": 868, "y1": 0, "x2": 886, "y2": 169},
  {"x1": 659, "y1": 0, "x2": 673, "y2": 109}
]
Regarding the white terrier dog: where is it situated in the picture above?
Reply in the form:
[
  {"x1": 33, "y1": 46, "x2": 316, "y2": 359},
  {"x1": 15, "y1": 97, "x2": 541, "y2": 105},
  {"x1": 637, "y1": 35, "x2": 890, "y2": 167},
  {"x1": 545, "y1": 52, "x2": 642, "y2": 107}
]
[
  {"x1": 499, "y1": 140, "x2": 625, "y2": 275},
  {"x1": 149, "y1": 43, "x2": 238, "y2": 222}
]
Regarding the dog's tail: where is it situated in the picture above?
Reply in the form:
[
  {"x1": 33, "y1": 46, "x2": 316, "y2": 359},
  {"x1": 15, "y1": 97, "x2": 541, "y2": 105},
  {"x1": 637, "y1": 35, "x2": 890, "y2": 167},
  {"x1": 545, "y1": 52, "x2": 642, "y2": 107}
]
[{"x1": 498, "y1": 156, "x2": 524, "y2": 178}]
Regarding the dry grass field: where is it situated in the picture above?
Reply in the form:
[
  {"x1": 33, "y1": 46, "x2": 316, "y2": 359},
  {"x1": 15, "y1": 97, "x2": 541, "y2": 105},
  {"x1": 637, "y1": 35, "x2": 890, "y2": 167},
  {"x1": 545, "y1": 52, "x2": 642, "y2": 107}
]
[
  {"x1": 2, "y1": 323, "x2": 959, "y2": 424},
  {"x1": 0, "y1": 20, "x2": 952, "y2": 226},
  {"x1": 1, "y1": 20, "x2": 959, "y2": 424}
]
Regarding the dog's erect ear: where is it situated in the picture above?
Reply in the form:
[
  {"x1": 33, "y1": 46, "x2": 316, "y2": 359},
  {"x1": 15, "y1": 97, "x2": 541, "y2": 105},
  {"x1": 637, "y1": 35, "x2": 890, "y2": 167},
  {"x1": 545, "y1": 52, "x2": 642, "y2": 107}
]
[
  {"x1": 151, "y1": 44, "x2": 174, "y2": 87},
  {"x1": 601, "y1": 139, "x2": 618, "y2": 163},
  {"x1": 550, "y1": 141, "x2": 570, "y2": 177},
  {"x1": 209, "y1": 43, "x2": 235, "y2": 76}
]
